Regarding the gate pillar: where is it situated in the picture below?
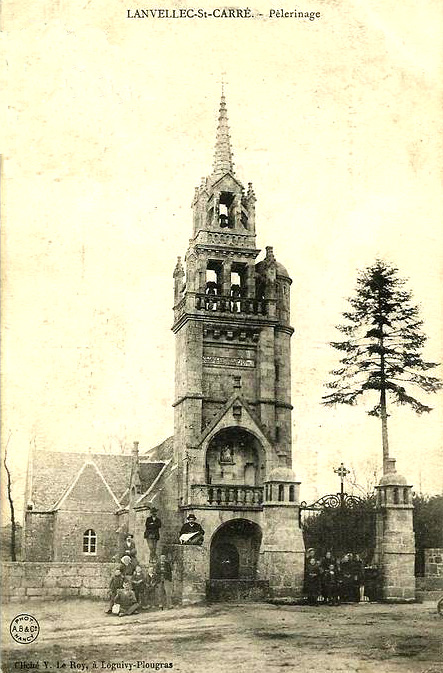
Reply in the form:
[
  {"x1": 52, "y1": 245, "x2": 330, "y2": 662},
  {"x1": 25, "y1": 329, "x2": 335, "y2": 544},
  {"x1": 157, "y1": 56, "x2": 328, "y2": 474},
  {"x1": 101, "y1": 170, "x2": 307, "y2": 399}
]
[
  {"x1": 375, "y1": 459, "x2": 415, "y2": 602},
  {"x1": 258, "y1": 467, "x2": 305, "y2": 598}
]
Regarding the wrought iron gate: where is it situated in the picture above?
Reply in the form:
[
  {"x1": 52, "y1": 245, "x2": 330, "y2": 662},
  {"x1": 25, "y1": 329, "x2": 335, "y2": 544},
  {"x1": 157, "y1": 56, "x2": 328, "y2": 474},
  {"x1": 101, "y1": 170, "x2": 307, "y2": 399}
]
[{"x1": 299, "y1": 491, "x2": 377, "y2": 561}]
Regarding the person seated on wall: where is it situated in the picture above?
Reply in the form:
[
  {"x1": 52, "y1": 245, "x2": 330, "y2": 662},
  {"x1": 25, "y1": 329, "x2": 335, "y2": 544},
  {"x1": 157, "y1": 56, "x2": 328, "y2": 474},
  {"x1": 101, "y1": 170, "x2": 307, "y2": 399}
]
[
  {"x1": 119, "y1": 554, "x2": 136, "y2": 578},
  {"x1": 179, "y1": 513, "x2": 205, "y2": 545},
  {"x1": 122, "y1": 533, "x2": 138, "y2": 562},
  {"x1": 114, "y1": 579, "x2": 141, "y2": 617},
  {"x1": 105, "y1": 567, "x2": 124, "y2": 614}
]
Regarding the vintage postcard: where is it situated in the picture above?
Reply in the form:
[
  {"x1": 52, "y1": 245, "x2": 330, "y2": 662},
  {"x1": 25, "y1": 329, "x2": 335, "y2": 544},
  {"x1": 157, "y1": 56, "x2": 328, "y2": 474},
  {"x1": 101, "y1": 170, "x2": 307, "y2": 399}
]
[{"x1": 2, "y1": 0, "x2": 442, "y2": 671}]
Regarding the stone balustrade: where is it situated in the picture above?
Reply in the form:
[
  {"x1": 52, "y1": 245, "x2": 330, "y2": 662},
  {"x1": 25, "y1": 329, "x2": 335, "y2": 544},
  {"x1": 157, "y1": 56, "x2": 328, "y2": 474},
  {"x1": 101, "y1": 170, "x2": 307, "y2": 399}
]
[
  {"x1": 190, "y1": 484, "x2": 263, "y2": 509},
  {"x1": 195, "y1": 294, "x2": 266, "y2": 316}
]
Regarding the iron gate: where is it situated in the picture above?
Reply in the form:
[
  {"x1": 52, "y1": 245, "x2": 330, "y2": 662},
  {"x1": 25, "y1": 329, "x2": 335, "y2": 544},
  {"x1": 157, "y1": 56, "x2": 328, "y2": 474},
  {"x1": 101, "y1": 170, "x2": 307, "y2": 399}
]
[{"x1": 299, "y1": 491, "x2": 377, "y2": 561}]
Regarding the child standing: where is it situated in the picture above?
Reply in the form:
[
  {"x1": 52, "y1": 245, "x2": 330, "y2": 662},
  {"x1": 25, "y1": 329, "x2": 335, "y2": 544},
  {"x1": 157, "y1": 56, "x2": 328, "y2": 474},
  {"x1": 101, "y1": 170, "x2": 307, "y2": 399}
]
[
  {"x1": 131, "y1": 565, "x2": 147, "y2": 605},
  {"x1": 323, "y1": 563, "x2": 341, "y2": 605}
]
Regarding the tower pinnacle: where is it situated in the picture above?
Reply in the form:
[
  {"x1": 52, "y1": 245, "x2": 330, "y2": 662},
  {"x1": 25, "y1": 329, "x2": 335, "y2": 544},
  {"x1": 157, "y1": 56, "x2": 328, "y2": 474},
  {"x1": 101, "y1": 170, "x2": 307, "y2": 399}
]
[{"x1": 212, "y1": 89, "x2": 234, "y2": 178}]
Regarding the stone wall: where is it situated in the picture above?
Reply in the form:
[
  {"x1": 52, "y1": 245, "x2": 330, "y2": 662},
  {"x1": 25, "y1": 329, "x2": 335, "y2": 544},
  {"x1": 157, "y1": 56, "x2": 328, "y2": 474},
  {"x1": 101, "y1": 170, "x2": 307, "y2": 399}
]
[
  {"x1": 2, "y1": 562, "x2": 116, "y2": 602},
  {"x1": 424, "y1": 548, "x2": 443, "y2": 577},
  {"x1": 53, "y1": 510, "x2": 120, "y2": 563},
  {"x1": 23, "y1": 512, "x2": 55, "y2": 561}
]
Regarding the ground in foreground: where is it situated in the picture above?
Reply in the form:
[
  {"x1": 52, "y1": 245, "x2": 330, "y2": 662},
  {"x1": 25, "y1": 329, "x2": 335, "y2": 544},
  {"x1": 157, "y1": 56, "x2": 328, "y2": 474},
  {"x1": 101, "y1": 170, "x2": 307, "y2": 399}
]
[{"x1": 1, "y1": 600, "x2": 442, "y2": 673}]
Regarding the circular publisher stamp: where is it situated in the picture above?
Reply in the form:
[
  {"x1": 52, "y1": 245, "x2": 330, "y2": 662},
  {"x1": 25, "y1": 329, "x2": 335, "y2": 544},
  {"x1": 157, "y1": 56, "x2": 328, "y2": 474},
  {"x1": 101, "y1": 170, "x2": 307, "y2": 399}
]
[{"x1": 10, "y1": 614, "x2": 40, "y2": 644}]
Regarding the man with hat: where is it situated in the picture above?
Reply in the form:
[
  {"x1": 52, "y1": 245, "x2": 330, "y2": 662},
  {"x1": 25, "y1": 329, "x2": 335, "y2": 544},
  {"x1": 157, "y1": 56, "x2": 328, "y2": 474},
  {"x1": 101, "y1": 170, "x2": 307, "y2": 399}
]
[
  {"x1": 144, "y1": 506, "x2": 161, "y2": 560},
  {"x1": 179, "y1": 513, "x2": 205, "y2": 545},
  {"x1": 122, "y1": 533, "x2": 137, "y2": 561}
]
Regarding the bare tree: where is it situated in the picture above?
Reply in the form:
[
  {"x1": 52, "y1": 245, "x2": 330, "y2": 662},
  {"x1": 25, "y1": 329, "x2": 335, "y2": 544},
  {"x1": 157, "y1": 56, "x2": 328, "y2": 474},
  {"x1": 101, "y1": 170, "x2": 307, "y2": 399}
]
[
  {"x1": 3, "y1": 431, "x2": 17, "y2": 561},
  {"x1": 101, "y1": 430, "x2": 128, "y2": 454},
  {"x1": 347, "y1": 459, "x2": 381, "y2": 498}
]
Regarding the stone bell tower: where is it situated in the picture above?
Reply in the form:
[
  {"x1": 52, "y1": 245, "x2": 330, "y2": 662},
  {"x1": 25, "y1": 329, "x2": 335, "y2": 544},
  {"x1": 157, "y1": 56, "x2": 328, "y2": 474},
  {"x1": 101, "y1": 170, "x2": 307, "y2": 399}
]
[{"x1": 171, "y1": 91, "x2": 304, "y2": 600}]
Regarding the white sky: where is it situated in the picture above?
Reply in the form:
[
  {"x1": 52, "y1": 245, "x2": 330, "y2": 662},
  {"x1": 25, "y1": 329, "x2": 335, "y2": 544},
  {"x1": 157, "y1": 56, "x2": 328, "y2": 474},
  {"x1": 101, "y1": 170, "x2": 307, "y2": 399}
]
[{"x1": 2, "y1": 0, "x2": 442, "y2": 523}]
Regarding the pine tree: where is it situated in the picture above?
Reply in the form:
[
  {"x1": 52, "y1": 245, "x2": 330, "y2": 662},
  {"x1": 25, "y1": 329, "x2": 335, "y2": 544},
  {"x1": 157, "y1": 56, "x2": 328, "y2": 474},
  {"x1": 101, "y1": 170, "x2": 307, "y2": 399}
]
[{"x1": 323, "y1": 260, "x2": 442, "y2": 474}]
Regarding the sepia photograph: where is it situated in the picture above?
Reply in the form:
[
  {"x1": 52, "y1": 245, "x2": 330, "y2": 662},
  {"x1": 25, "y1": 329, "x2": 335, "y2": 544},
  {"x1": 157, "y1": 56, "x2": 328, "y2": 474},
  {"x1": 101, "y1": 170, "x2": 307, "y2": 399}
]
[{"x1": 1, "y1": 1, "x2": 443, "y2": 671}]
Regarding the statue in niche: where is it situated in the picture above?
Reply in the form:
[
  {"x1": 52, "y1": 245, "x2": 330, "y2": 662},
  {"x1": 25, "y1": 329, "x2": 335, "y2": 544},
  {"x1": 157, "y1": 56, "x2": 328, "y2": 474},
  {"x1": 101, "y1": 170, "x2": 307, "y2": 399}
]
[{"x1": 220, "y1": 443, "x2": 234, "y2": 464}]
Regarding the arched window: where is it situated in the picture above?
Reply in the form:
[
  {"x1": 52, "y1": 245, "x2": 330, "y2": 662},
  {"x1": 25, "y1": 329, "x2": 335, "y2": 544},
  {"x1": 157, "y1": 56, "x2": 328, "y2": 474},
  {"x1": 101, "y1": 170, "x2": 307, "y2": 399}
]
[
  {"x1": 289, "y1": 485, "x2": 295, "y2": 502},
  {"x1": 83, "y1": 529, "x2": 97, "y2": 555},
  {"x1": 403, "y1": 487, "x2": 409, "y2": 504},
  {"x1": 393, "y1": 487, "x2": 399, "y2": 505},
  {"x1": 278, "y1": 484, "x2": 284, "y2": 502}
]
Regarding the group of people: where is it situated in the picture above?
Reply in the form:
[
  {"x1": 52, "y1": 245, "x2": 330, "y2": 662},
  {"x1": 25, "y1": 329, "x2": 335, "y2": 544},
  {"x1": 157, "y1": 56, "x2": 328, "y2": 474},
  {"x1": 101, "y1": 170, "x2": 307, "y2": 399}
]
[
  {"x1": 107, "y1": 531, "x2": 173, "y2": 616},
  {"x1": 106, "y1": 507, "x2": 206, "y2": 616},
  {"x1": 304, "y1": 548, "x2": 379, "y2": 605}
]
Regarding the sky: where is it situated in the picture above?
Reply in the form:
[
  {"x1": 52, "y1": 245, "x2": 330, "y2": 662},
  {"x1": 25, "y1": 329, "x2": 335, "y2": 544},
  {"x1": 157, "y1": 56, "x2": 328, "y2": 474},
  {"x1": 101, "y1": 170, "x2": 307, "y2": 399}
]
[{"x1": 2, "y1": 0, "x2": 442, "y2": 523}]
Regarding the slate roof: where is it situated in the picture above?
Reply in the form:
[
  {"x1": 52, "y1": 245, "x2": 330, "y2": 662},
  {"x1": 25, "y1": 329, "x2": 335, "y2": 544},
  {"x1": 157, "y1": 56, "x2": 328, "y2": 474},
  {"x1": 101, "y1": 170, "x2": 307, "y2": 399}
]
[
  {"x1": 143, "y1": 436, "x2": 174, "y2": 462},
  {"x1": 30, "y1": 450, "x2": 166, "y2": 511}
]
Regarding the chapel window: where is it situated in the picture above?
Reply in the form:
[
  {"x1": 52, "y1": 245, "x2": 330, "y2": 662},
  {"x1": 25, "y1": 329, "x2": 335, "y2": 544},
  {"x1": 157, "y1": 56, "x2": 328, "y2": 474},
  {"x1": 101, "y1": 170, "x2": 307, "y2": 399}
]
[{"x1": 83, "y1": 529, "x2": 97, "y2": 555}]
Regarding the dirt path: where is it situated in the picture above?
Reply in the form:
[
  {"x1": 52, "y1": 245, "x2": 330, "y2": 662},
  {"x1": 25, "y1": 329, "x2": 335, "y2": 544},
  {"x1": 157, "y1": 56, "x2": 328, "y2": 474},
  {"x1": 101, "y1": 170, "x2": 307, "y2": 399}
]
[{"x1": 2, "y1": 600, "x2": 442, "y2": 673}]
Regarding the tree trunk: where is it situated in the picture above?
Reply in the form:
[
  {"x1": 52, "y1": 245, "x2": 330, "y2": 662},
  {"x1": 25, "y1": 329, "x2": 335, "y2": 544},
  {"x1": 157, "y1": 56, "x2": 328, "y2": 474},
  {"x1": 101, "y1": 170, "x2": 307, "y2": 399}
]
[
  {"x1": 380, "y1": 387, "x2": 389, "y2": 475},
  {"x1": 4, "y1": 453, "x2": 17, "y2": 561},
  {"x1": 378, "y1": 293, "x2": 389, "y2": 475}
]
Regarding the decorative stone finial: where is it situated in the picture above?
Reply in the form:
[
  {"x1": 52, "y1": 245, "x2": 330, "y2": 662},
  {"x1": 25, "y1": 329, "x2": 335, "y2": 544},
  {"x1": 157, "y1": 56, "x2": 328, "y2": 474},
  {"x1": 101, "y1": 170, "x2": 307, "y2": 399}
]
[
  {"x1": 173, "y1": 256, "x2": 184, "y2": 277},
  {"x1": 386, "y1": 458, "x2": 396, "y2": 473},
  {"x1": 247, "y1": 182, "x2": 256, "y2": 201}
]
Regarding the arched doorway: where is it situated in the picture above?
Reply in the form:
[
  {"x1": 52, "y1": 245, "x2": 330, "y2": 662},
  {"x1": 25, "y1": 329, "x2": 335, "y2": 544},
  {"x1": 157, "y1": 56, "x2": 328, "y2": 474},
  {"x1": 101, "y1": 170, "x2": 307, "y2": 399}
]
[
  {"x1": 210, "y1": 542, "x2": 239, "y2": 579},
  {"x1": 210, "y1": 519, "x2": 262, "y2": 580}
]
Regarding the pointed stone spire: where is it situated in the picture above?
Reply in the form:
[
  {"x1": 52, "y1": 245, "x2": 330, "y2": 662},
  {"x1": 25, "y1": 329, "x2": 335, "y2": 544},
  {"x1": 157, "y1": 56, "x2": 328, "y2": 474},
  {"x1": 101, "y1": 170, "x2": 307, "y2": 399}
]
[{"x1": 212, "y1": 86, "x2": 234, "y2": 178}]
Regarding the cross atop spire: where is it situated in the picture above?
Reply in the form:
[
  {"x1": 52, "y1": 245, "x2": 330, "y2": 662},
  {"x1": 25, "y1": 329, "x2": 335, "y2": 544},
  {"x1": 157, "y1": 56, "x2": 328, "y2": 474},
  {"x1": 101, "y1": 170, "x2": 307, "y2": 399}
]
[{"x1": 212, "y1": 86, "x2": 234, "y2": 178}]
